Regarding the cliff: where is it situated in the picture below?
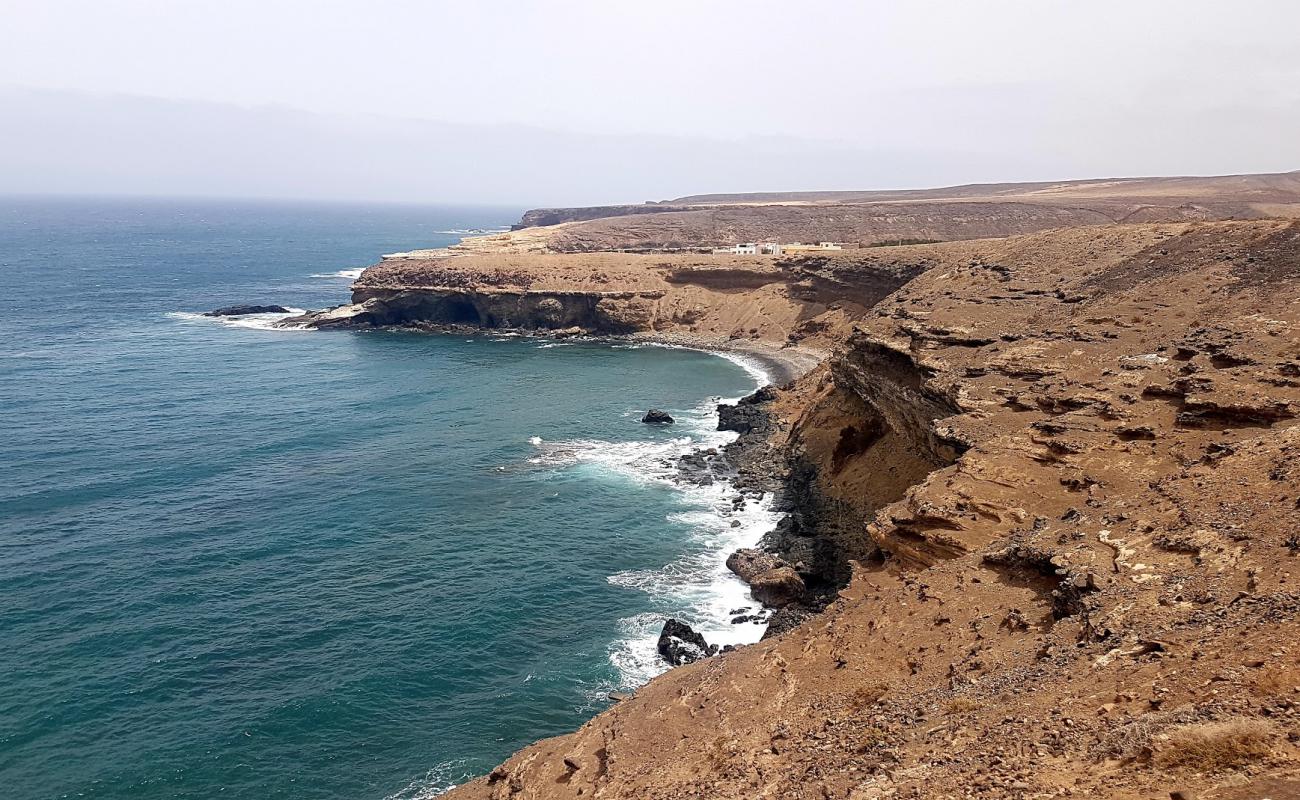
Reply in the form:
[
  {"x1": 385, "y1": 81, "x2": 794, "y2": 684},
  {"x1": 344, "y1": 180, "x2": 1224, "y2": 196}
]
[
  {"x1": 291, "y1": 251, "x2": 931, "y2": 353},
  {"x1": 418, "y1": 220, "x2": 1300, "y2": 799}
]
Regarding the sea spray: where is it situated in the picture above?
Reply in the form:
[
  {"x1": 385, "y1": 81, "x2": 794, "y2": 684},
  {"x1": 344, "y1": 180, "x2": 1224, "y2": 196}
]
[{"x1": 165, "y1": 308, "x2": 308, "y2": 331}]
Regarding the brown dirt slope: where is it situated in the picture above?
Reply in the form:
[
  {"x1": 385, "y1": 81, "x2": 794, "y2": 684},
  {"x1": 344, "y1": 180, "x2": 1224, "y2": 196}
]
[{"x1": 445, "y1": 220, "x2": 1300, "y2": 800}]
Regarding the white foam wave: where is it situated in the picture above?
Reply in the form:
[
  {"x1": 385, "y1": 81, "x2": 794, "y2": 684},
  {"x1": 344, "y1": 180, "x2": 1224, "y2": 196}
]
[
  {"x1": 526, "y1": 362, "x2": 782, "y2": 693},
  {"x1": 165, "y1": 309, "x2": 308, "y2": 332},
  {"x1": 604, "y1": 490, "x2": 779, "y2": 688},
  {"x1": 383, "y1": 759, "x2": 468, "y2": 799},
  {"x1": 436, "y1": 227, "x2": 511, "y2": 235},
  {"x1": 309, "y1": 268, "x2": 365, "y2": 279}
]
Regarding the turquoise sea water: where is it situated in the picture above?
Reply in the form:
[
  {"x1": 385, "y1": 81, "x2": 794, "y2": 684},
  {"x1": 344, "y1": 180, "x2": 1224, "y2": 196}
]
[{"x1": 0, "y1": 198, "x2": 772, "y2": 799}]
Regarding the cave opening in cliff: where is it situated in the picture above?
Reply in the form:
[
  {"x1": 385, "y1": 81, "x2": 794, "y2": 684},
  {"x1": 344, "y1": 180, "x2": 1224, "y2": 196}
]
[{"x1": 439, "y1": 297, "x2": 481, "y2": 325}]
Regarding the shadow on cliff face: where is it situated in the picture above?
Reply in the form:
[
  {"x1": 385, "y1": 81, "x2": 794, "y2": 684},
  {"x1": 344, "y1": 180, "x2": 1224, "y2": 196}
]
[{"x1": 768, "y1": 338, "x2": 968, "y2": 593}]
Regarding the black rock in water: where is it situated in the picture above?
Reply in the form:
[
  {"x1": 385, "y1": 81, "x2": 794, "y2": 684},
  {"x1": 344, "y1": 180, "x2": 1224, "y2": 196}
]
[
  {"x1": 656, "y1": 618, "x2": 717, "y2": 666},
  {"x1": 641, "y1": 409, "x2": 674, "y2": 424},
  {"x1": 204, "y1": 304, "x2": 290, "y2": 317}
]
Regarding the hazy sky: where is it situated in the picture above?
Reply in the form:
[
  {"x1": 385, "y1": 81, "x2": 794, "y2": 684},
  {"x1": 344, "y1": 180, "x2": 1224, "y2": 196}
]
[{"x1": 2, "y1": 0, "x2": 1298, "y2": 204}]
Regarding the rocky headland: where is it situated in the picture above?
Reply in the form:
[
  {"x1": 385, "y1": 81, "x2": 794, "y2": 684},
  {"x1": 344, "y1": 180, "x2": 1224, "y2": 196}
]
[{"x1": 275, "y1": 184, "x2": 1300, "y2": 798}]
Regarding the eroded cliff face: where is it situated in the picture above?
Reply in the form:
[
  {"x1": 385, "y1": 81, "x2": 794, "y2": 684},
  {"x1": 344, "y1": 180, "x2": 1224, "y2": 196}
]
[
  {"x1": 340, "y1": 287, "x2": 662, "y2": 333},
  {"x1": 442, "y1": 220, "x2": 1300, "y2": 800},
  {"x1": 289, "y1": 251, "x2": 928, "y2": 351}
]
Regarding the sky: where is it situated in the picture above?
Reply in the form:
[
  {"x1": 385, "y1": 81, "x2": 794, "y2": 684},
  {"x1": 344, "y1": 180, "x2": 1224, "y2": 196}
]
[{"x1": 2, "y1": 0, "x2": 1298, "y2": 205}]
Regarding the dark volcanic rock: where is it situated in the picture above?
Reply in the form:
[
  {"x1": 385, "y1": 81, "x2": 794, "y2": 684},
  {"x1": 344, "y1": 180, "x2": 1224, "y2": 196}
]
[
  {"x1": 656, "y1": 618, "x2": 717, "y2": 666},
  {"x1": 717, "y1": 386, "x2": 776, "y2": 433},
  {"x1": 642, "y1": 409, "x2": 674, "y2": 424},
  {"x1": 205, "y1": 304, "x2": 290, "y2": 317},
  {"x1": 677, "y1": 450, "x2": 717, "y2": 485},
  {"x1": 761, "y1": 605, "x2": 815, "y2": 639}
]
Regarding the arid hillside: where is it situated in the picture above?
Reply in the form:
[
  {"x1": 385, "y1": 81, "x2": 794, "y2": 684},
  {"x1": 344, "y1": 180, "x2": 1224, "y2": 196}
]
[
  {"x1": 482, "y1": 171, "x2": 1300, "y2": 254},
  {"x1": 430, "y1": 220, "x2": 1300, "y2": 800},
  {"x1": 667, "y1": 170, "x2": 1300, "y2": 207}
]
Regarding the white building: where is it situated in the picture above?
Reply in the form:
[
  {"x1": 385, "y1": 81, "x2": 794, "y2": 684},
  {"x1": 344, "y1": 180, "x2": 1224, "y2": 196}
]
[
  {"x1": 712, "y1": 242, "x2": 783, "y2": 256},
  {"x1": 782, "y1": 241, "x2": 844, "y2": 254}
]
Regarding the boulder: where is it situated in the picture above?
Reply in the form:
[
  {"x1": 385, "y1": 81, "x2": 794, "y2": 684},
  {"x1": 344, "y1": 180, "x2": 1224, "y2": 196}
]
[
  {"x1": 748, "y1": 566, "x2": 806, "y2": 607},
  {"x1": 642, "y1": 409, "x2": 674, "y2": 424},
  {"x1": 725, "y1": 548, "x2": 785, "y2": 582},
  {"x1": 717, "y1": 386, "x2": 776, "y2": 433},
  {"x1": 204, "y1": 304, "x2": 290, "y2": 317},
  {"x1": 656, "y1": 618, "x2": 717, "y2": 666}
]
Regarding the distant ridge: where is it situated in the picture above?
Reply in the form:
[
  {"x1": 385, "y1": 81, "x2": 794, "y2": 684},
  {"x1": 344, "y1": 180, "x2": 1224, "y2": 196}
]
[
  {"x1": 664, "y1": 169, "x2": 1300, "y2": 206},
  {"x1": 494, "y1": 170, "x2": 1300, "y2": 251}
]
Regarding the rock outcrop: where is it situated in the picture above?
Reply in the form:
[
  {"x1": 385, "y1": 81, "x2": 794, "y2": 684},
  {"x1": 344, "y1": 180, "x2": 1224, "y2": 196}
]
[
  {"x1": 656, "y1": 619, "x2": 717, "y2": 666},
  {"x1": 724, "y1": 548, "x2": 785, "y2": 582},
  {"x1": 205, "y1": 304, "x2": 289, "y2": 316},
  {"x1": 746, "y1": 565, "x2": 806, "y2": 607},
  {"x1": 641, "y1": 409, "x2": 673, "y2": 425}
]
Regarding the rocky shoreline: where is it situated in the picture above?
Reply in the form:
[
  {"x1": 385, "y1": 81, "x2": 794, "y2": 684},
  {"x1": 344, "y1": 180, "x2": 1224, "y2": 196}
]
[{"x1": 673, "y1": 374, "x2": 859, "y2": 651}]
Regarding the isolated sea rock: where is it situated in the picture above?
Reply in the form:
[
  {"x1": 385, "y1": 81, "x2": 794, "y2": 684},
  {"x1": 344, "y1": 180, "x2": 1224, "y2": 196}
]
[
  {"x1": 205, "y1": 304, "x2": 290, "y2": 317},
  {"x1": 656, "y1": 619, "x2": 717, "y2": 666},
  {"x1": 747, "y1": 566, "x2": 806, "y2": 607},
  {"x1": 642, "y1": 409, "x2": 674, "y2": 424}
]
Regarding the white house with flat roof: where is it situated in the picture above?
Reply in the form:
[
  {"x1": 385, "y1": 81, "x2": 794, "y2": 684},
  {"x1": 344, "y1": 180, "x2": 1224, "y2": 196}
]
[{"x1": 712, "y1": 242, "x2": 784, "y2": 255}]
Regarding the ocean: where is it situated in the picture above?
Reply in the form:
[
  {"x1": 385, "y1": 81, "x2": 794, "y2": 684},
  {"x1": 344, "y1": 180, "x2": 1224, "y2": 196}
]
[{"x1": 0, "y1": 197, "x2": 775, "y2": 799}]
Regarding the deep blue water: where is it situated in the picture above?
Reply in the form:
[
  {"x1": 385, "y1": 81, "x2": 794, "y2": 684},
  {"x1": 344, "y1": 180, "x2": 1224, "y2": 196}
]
[{"x1": 0, "y1": 197, "x2": 771, "y2": 799}]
